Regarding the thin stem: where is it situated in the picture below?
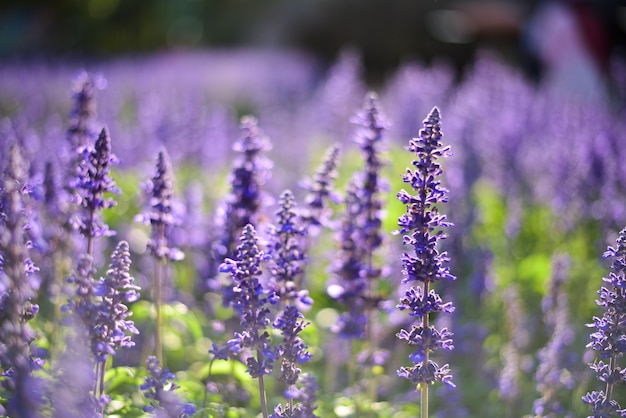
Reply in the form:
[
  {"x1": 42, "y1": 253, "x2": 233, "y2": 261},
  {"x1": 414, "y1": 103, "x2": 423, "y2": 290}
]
[
  {"x1": 202, "y1": 359, "x2": 215, "y2": 410},
  {"x1": 421, "y1": 280, "x2": 430, "y2": 418},
  {"x1": 155, "y1": 259, "x2": 163, "y2": 364},
  {"x1": 257, "y1": 353, "x2": 269, "y2": 418}
]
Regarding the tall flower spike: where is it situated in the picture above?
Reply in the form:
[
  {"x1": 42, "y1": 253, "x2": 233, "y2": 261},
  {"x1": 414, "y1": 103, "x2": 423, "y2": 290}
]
[
  {"x1": 217, "y1": 116, "x2": 272, "y2": 261},
  {"x1": 299, "y1": 144, "x2": 341, "y2": 232},
  {"x1": 136, "y1": 148, "x2": 183, "y2": 363},
  {"x1": 583, "y1": 227, "x2": 626, "y2": 416},
  {"x1": 329, "y1": 93, "x2": 388, "y2": 341},
  {"x1": 329, "y1": 178, "x2": 368, "y2": 339},
  {"x1": 395, "y1": 108, "x2": 456, "y2": 417},
  {"x1": 0, "y1": 143, "x2": 43, "y2": 418},
  {"x1": 267, "y1": 190, "x2": 311, "y2": 307},
  {"x1": 67, "y1": 71, "x2": 98, "y2": 151},
  {"x1": 93, "y1": 240, "x2": 140, "y2": 362},
  {"x1": 219, "y1": 224, "x2": 275, "y2": 417},
  {"x1": 533, "y1": 255, "x2": 575, "y2": 418},
  {"x1": 65, "y1": 72, "x2": 101, "y2": 219},
  {"x1": 137, "y1": 148, "x2": 184, "y2": 262},
  {"x1": 71, "y1": 127, "x2": 119, "y2": 244}
]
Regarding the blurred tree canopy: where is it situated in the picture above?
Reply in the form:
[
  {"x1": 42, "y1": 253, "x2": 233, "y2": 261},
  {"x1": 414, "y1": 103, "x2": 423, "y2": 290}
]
[{"x1": 1, "y1": 0, "x2": 625, "y2": 84}]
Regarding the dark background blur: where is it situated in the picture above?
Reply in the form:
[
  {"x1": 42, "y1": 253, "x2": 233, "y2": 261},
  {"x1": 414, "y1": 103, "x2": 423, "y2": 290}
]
[{"x1": 1, "y1": 0, "x2": 626, "y2": 84}]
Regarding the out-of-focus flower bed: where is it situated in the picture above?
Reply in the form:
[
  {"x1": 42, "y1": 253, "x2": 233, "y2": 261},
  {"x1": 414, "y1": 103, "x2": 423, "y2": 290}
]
[{"x1": 1, "y1": 48, "x2": 626, "y2": 417}]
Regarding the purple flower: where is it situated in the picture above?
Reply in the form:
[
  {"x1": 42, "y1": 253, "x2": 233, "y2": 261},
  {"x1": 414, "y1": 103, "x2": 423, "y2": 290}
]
[
  {"x1": 216, "y1": 116, "x2": 272, "y2": 261},
  {"x1": 533, "y1": 255, "x2": 575, "y2": 417},
  {"x1": 583, "y1": 227, "x2": 626, "y2": 416},
  {"x1": 299, "y1": 144, "x2": 341, "y2": 232},
  {"x1": 273, "y1": 305, "x2": 312, "y2": 387},
  {"x1": 66, "y1": 71, "x2": 100, "y2": 151},
  {"x1": 0, "y1": 143, "x2": 43, "y2": 418},
  {"x1": 92, "y1": 240, "x2": 140, "y2": 362},
  {"x1": 328, "y1": 93, "x2": 388, "y2": 340},
  {"x1": 219, "y1": 224, "x2": 276, "y2": 378},
  {"x1": 136, "y1": 148, "x2": 184, "y2": 262},
  {"x1": 70, "y1": 127, "x2": 119, "y2": 241},
  {"x1": 395, "y1": 107, "x2": 456, "y2": 389},
  {"x1": 266, "y1": 190, "x2": 311, "y2": 307},
  {"x1": 141, "y1": 356, "x2": 195, "y2": 418}
]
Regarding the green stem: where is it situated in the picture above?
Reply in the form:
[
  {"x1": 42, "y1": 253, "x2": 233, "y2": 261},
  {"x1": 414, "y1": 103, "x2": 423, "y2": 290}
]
[
  {"x1": 421, "y1": 280, "x2": 430, "y2": 418},
  {"x1": 258, "y1": 373, "x2": 269, "y2": 418},
  {"x1": 155, "y1": 259, "x2": 163, "y2": 364}
]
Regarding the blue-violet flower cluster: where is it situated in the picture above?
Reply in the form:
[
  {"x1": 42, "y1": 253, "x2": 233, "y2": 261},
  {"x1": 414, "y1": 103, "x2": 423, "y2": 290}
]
[
  {"x1": 395, "y1": 107, "x2": 456, "y2": 389},
  {"x1": 583, "y1": 227, "x2": 626, "y2": 416}
]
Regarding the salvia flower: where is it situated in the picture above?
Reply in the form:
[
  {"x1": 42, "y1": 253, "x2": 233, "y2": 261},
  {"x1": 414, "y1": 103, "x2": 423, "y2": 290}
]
[
  {"x1": 0, "y1": 142, "x2": 43, "y2": 418},
  {"x1": 66, "y1": 71, "x2": 99, "y2": 151},
  {"x1": 266, "y1": 190, "x2": 311, "y2": 307},
  {"x1": 583, "y1": 227, "x2": 626, "y2": 416},
  {"x1": 328, "y1": 178, "x2": 369, "y2": 339},
  {"x1": 218, "y1": 224, "x2": 276, "y2": 417},
  {"x1": 328, "y1": 93, "x2": 389, "y2": 341},
  {"x1": 273, "y1": 305, "x2": 312, "y2": 387},
  {"x1": 216, "y1": 116, "x2": 272, "y2": 261},
  {"x1": 270, "y1": 372, "x2": 320, "y2": 418},
  {"x1": 394, "y1": 107, "x2": 456, "y2": 394},
  {"x1": 299, "y1": 144, "x2": 341, "y2": 232},
  {"x1": 219, "y1": 224, "x2": 276, "y2": 378},
  {"x1": 92, "y1": 240, "x2": 140, "y2": 362},
  {"x1": 350, "y1": 92, "x2": 387, "y2": 260},
  {"x1": 136, "y1": 148, "x2": 184, "y2": 262},
  {"x1": 70, "y1": 127, "x2": 120, "y2": 241},
  {"x1": 141, "y1": 355, "x2": 196, "y2": 418},
  {"x1": 533, "y1": 255, "x2": 576, "y2": 417}
]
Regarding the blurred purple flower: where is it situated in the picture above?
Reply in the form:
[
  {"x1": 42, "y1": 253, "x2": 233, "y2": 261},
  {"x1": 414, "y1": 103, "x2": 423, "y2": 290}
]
[
  {"x1": 141, "y1": 355, "x2": 195, "y2": 418},
  {"x1": 0, "y1": 142, "x2": 44, "y2": 418},
  {"x1": 266, "y1": 190, "x2": 311, "y2": 307},
  {"x1": 329, "y1": 93, "x2": 388, "y2": 340},
  {"x1": 299, "y1": 144, "x2": 341, "y2": 233},
  {"x1": 92, "y1": 240, "x2": 140, "y2": 362},
  {"x1": 216, "y1": 116, "x2": 272, "y2": 261}
]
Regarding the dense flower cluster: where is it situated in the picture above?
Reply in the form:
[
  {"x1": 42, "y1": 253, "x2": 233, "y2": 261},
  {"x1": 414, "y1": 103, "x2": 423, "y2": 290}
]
[
  {"x1": 137, "y1": 148, "x2": 184, "y2": 262},
  {"x1": 70, "y1": 127, "x2": 120, "y2": 241},
  {"x1": 216, "y1": 116, "x2": 272, "y2": 261},
  {"x1": 328, "y1": 93, "x2": 388, "y2": 340},
  {"x1": 1, "y1": 50, "x2": 626, "y2": 417},
  {"x1": 92, "y1": 240, "x2": 140, "y2": 362},
  {"x1": 266, "y1": 190, "x2": 311, "y2": 307},
  {"x1": 219, "y1": 224, "x2": 277, "y2": 378},
  {"x1": 299, "y1": 144, "x2": 341, "y2": 232},
  {"x1": 395, "y1": 107, "x2": 456, "y2": 389},
  {"x1": 583, "y1": 227, "x2": 626, "y2": 416}
]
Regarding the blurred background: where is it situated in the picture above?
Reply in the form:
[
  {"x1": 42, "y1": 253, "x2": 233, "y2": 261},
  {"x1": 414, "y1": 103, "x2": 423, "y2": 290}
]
[{"x1": 2, "y1": 0, "x2": 626, "y2": 85}]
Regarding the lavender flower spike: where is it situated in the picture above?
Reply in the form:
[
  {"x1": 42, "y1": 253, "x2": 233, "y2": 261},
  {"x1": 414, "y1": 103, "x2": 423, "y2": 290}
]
[
  {"x1": 0, "y1": 143, "x2": 43, "y2": 418},
  {"x1": 583, "y1": 227, "x2": 626, "y2": 417},
  {"x1": 136, "y1": 147, "x2": 183, "y2": 363},
  {"x1": 71, "y1": 127, "x2": 120, "y2": 244},
  {"x1": 137, "y1": 148, "x2": 184, "y2": 262},
  {"x1": 219, "y1": 224, "x2": 275, "y2": 417},
  {"x1": 395, "y1": 107, "x2": 456, "y2": 416},
  {"x1": 217, "y1": 116, "x2": 272, "y2": 260},
  {"x1": 93, "y1": 240, "x2": 140, "y2": 362}
]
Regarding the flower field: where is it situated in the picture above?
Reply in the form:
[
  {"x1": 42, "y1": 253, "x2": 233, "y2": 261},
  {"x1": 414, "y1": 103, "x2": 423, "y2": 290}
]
[{"x1": 1, "y1": 49, "x2": 626, "y2": 417}]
